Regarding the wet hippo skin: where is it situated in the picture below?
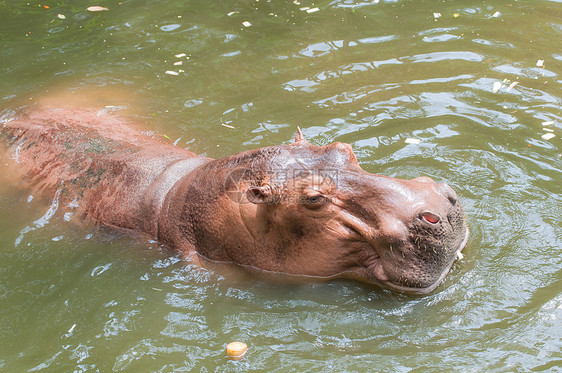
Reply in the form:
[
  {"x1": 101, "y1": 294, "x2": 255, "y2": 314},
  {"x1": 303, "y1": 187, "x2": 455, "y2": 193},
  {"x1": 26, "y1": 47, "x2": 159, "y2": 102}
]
[{"x1": 1, "y1": 106, "x2": 469, "y2": 294}]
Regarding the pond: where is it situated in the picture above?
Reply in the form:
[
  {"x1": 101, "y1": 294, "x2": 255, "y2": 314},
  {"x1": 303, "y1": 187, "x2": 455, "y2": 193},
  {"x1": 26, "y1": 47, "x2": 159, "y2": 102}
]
[{"x1": 0, "y1": 0, "x2": 560, "y2": 371}]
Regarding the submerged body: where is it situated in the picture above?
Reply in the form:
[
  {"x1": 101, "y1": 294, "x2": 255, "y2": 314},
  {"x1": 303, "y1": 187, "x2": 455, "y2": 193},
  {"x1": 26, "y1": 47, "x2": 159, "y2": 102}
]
[{"x1": 1, "y1": 105, "x2": 468, "y2": 294}]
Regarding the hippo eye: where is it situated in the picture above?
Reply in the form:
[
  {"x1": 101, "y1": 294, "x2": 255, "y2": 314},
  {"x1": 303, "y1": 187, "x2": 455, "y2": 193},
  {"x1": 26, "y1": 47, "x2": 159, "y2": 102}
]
[
  {"x1": 421, "y1": 212, "x2": 440, "y2": 224},
  {"x1": 302, "y1": 192, "x2": 328, "y2": 208},
  {"x1": 307, "y1": 195, "x2": 325, "y2": 204}
]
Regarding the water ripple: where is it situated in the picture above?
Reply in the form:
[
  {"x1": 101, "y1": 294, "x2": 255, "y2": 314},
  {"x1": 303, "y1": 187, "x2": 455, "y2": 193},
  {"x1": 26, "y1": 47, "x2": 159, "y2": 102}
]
[
  {"x1": 1, "y1": 0, "x2": 561, "y2": 371},
  {"x1": 407, "y1": 51, "x2": 484, "y2": 63}
]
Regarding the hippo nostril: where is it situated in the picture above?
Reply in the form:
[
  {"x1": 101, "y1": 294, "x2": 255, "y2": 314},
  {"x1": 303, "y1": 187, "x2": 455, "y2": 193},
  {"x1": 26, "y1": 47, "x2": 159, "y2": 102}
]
[
  {"x1": 439, "y1": 183, "x2": 458, "y2": 206},
  {"x1": 421, "y1": 212, "x2": 440, "y2": 224}
]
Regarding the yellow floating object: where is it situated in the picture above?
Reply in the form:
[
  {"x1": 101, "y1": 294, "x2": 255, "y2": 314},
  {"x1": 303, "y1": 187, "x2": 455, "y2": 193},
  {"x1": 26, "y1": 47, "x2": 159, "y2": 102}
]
[{"x1": 226, "y1": 341, "x2": 247, "y2": 360}]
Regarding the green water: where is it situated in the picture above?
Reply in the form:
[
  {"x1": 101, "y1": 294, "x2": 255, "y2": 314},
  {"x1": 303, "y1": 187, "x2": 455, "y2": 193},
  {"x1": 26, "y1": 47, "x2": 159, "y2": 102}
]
[{"x1": 1, "y1": 0, "x2": 561, "y2": 371}]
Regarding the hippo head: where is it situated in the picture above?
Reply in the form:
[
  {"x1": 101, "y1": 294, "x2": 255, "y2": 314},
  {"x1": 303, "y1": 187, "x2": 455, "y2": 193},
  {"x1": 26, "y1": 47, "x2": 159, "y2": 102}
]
[{"x1": 174, "y1": 130, "x2": 469, "y2": 295}]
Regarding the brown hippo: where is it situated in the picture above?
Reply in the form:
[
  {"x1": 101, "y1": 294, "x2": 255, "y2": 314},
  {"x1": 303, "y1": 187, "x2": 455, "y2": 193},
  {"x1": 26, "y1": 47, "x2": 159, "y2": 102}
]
[{"x1": 0, "y1": 105, "x2": 468, "y2": 294}]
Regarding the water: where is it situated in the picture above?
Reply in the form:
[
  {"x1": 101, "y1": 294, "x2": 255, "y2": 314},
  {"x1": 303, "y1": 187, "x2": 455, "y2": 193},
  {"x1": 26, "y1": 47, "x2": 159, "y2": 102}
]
[{"x1": 1, "y1": 0, "x2": 561, "y2": 371}]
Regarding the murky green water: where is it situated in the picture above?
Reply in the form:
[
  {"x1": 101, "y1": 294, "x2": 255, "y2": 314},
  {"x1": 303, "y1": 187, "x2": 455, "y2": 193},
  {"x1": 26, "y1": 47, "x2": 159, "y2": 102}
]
[{"x1": 1, "y1": 0, "x2": 561, "y2": 371}]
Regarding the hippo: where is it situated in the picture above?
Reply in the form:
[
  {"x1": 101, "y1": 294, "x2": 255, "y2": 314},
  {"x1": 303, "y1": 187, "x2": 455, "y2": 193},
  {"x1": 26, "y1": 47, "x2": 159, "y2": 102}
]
[{"x1": 0, "y1": 105, "x2": 469, "y2": 294}]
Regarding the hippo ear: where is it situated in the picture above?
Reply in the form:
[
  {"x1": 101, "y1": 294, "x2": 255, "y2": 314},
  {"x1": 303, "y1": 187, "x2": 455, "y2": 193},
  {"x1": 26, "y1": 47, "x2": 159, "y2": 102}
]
[
  {"x1": 246, "y1": 185, "x2": 274, "y2": 204},
  {"x1": 294, "y1": 127, "x2": 308, "y2": 144}
]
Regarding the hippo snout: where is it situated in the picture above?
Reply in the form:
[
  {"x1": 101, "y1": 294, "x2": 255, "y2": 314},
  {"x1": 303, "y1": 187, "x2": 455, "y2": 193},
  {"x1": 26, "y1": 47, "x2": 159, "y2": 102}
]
[
  {"x1": 408, "y1": 197, "x2": 467, "y2": 289},
  {"x1": 369, "y1": 178, "x2": 468, "y2": 293}
]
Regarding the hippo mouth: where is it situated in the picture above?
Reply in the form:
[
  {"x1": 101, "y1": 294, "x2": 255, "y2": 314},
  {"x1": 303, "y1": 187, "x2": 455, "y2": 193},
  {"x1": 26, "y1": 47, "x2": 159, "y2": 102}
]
[{"x1": 370, "y1": 227, "x2": 470, "y2": 295}]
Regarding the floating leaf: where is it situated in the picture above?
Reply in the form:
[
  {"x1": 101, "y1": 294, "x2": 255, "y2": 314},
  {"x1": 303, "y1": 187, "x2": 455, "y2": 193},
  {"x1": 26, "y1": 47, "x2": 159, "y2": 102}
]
[
  {"x1": 87, "y1": 6, "x2": 109, "y2": 11},
  {"x1": 505, "y1": 81, "x2": 519, "y2": 91}
]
